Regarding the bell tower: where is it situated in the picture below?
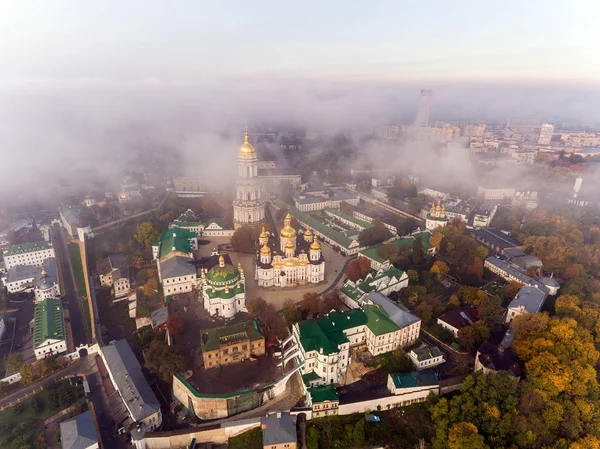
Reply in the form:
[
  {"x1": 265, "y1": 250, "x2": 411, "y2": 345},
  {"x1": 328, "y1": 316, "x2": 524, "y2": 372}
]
[{"x1": 233, "y1": 128, "x2": 265, "y2": 229}]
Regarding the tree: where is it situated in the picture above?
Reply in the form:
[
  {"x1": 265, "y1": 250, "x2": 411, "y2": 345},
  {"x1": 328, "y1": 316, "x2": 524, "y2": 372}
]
[
  {"x1": 339, "y1": 201, "x2": 353, "y2": 215},
  {"x1": 283, "y1": 298, "x2": 299, "y2": 326},
  {"x1": 19, "y1": 364, "x2": 34, "y2": 385},
  {"x1": 230, "y1": 226, "x2": 254, "y2": 252},
  {"x1": 142, "y1": 269, "x2": 159, "y2": 296},
  {"x1": 448, "y1": 422, "x2": 488, "y2": 449},
  {"x1": 166, "y1": 311, "x2": 185, "y2": 335},
  {"x1": 134, "y1": 222, "x2": 160, "y2": 249},
  {"x1": 145, "y1": 340, "x2": 187, "y2": 382},
  {"x1": 344, "y1": 258, "x2": 371, "y2": 282},
  {"x1": 411, "y1": 236, "x2": 425, "y2": 265},
  {"x1": 5, "y1": 353, "x2": 23, "y2": 374},
  {"x1": 358, "y1": 220, "x2": 390, "y2": 247},
  {"x1": 477, "y1": 296, "x2": 505, "y2": 333},
  {"x1": 457, "y1": 321, "x2": 490, "y2": 353},
  {"x1": 379, "y1": 242, "x2": 399, "y2": 263},
  {"x1": 415, "y1": 302, "x2": 434, "y2": 324},
  {"x1": 430, "y1": 260, "x2": 449, "y2": 276},
  {"x1": 407, "y1": 269, "x2": 419, "y2": 283},
  {"x1": 430, "y1": 230, "x2": 444, "y2": 250},
  {"x1": 306, "y1": 427, "x2": 319, "y2": 449},
  {"x1": 505, "y1": 281, "x2": 523, "y2": 300}
]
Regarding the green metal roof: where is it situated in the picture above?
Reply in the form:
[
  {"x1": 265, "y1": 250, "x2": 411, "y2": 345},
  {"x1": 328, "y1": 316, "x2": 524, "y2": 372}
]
[
  {"x1": 205, "y1": 263, "x2": 239, "y2": 283},
  {"x1": 308, "y1": 384, "x2": 339, "y2": 403},
  {"x1": 200, "y1": 321, "x2": 263, "y2": 352},
  {"x1": 390, "y1": 370, "x2": 439, "y2": 389},
  {"x1": 273, "y1": 200, "x2": 356, "y2": 249},
  {"x1": 358, "y1": 231, "x2": 433, "y2": 263},
  {"x1": 301, "y1": 371, "x2": 323, "y2": 385},
  {"x1": 324, "y1": 208, "x2": 373, "y2": 229},
  {"x1": 298, "y1": 309, "x2": 368, "y2": 355},
  {"x1": 204, "y1": 283, "x2": 244, "y2": 299},
  {"x1": 33, "y1": 298, "x2": 65, "y2": 348},
  {"x1": 341, "y1": 266, "x2": 407, "y2": 302},
  {"x1": 363, "y1": 304, "x2": 400, "y2": 336},
  {"x1": 156, "y1": 227, "x2": 196, "y2": 259},
  {"x1": 3, "y1": 241, "x2": 52, "y2": 257}
]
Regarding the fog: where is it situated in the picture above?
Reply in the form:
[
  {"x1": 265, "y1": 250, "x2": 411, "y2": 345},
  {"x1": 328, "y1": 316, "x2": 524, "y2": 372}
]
[{"x1": 1, "y1": 77, "x2": 599, "y2": 206}]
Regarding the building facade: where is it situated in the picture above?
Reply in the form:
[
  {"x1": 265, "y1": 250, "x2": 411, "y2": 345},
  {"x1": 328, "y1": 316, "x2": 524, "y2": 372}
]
[
  {"x1": 2, "y1": 241, "x2": 55, "y2": 270},
  {"x1": 340, "y1": 262, "x2": 408, "y2": 308},
  {"x1": 97, "y1": 255, "x2": 131, "y2": 299},
  {"x1": 200, "y1": 321, "x2": 265, "y2": 369},
  {"x1": 233, "y1": 130, "x2": 265, "y2": 229},
  {"x1": 425, "y1": 201, "x2": 449, "y2": 231},
  {"x1": 255, "y1": 218, "x2": 325, "y2": 288},
  {"x1": 409, "y1": 347, "x2": 445, "y2": 370}
]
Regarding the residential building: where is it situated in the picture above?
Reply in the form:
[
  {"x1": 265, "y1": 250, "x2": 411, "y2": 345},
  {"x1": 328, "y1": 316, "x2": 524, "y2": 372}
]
[
  {"x1": 483, "y1": 256, "x2": 541, "y2": 286},
  {"x1": 506, "y1": 285, "x2": 548, "y2": 324},
  {"x1": 538, "y1": 123, "x2": 555, "y2": 145},
  {"x1": 169, "y1": 209, "x2": 234, "y2": 237},
  {"x1": 200, "y1": 321, "x2": 265, "y2": 369},
  {"x1": 409, "y1": 346, "x2": 445, "y2": 370},
  {"x1": 504, "y1": 248, "x2": 543, "y2": 271},
  {"x1": 255, "y1": 218, "x2": 325, "y2": 288},
  {"x1": 510, "y1": 150, "x2": 538, "y2": 165},
  {"x1": 415, "y1": 90, "x2": 432, "y2": 126},
  {"x1": 462, "y1": 124, "x2": 486, "y2": 138},
  {"x1": 99, "y1": 339, "x2": 162, "y2": 444},
  {"x1": 2, "y1": 241, "x2": 55, "y2": 270},
  {"x1": 60, "y1": 410, "x2": 99, "y2": 449},
  {"x1": 292, "y1": 187, "x2": 359, "y2": 212},
  {"x1": 425, "y1": 201, "x2": 449, "y2": 231},
  {"x1": 476, "y1": 186, "x2": 516, "y2": 201},
  {"x1": 200, "y1": 252, "x2": 247, "y2": 319},
  {"x1": 154, "y1": 227, "x2": 199, "y2": 299},
  {"x1": 472, "y1": 203, "x2": 498, "y2": 228},
  {"x1": 33, "y1": 298, "x2": 67, "y2": 360},
  {"x1": 381, "y1": 125, "x2": 400, "y2": 139},
  {"x1": 152, "y1": 227, "x2": 197, "y2": 261},
  {"x1": 471, "y1": 228, "x2": 521, "y2": 255},
  {"x1": 339, "y1": 262, "x2": 408, "y2": 308},
  {"x1": 0, "y1": 314, "x2": 6, "y2": 341},
  {"x1": 262, "y1": 411, "x2": 297, "y2": 449},
  {"x1": 307, "y1": 384, "x2": 339, "y2": 417},
  {"x1": 387, "y1": 371, "x2": 439, "y2": 403},
  {"x1": 475, "y1": 342, "x2": 522, "y2": 379},
  {"x1": 437, "y1": 307, "x2": 477, "y2": 336},
  {"x1": 97, "y1": 255, "x2": 130, "y2": 299},
  {"x1": 233, "y1": 130, "x2": 265, "y2": 228}
]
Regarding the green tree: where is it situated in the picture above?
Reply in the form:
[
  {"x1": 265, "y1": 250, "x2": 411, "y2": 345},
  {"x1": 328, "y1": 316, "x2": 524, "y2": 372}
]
[
  {"x1": 230, "y1": 226, "x2": 254, "y2": 252},
  {"x1": 283, "y1": 298, "x2": 299, "y2": 326},
  {"x1": 358, "y1": 220, "x2": 390, "y2": 246},
  {"x1": 306, "y1": 427, "x2": 319, "y2": 449},
  {"x1": 134, "y1": 222, "x2": 161, "y2": 249},
  {"x1": 415, "y1": 301, "x2": 434, "y2": 324},
  {"x1": 19, "y1": 364, "x2": 34, "y2": 385},
  {"x1": 5, "y1": 353, "x2": 23, "y2": 373},
  {"x1": 145, "y1": 340, "x2": 187, "y2": 382},
  {"x1": 411, "y1": 236, "x2": 425, "y2": 265}
]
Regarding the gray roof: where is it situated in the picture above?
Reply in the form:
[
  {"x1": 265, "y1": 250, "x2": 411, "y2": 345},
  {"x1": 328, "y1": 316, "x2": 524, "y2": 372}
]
[
  {"x1": 150, "y1": 306, "x2": 169, "y2": 329},
  {"x1": 159, "y1": 256, "x2": 196, "y2": 280},
  {"x1": 101, "y1": 339, "x2": 160, "y2": 422},
  {"x1": 484, "y1": 256, "x2": 543, "y2": 287},
  {"x1": 6, "y1": 257, "x2": 58, "y2": 289},
  {"x1": 263, "y1": 412, "x2": 297, "y2": 447},
  {"x1": 411, "y1": 346, "x2": 443, "y2": 361},
  {"x1": 509, "y1": 285, "x2": 548, "y2": 314},
  {"x1": 362, "y1": 292, "x2": 420, "y2": 328},
  {"x1": 98, "y1": 254, "x2": 130, "y2": 281},
  {"x1": 60, "y1": 410, "x2": 98, "y2": 449}
]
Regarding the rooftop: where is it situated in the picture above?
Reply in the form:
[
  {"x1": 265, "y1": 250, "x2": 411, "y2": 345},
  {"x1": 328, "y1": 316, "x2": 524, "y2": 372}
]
[
  {"x1": 358, "y1": 231, "x2": 433, "y2": 264},
  {"x1": 200, "y1": 321, "x2": 264, "y2": 352},
  {"x1": 60, "y1": 410, "x2": 98, "y2": 449},
  {"x1": 2, "y1": 241, "x2": 53, "y2": 257},
  {"x1": 508, "y1": 285, "x2": 548, "y2": 314},
  {"x1": 308, "y1": 384, "x2": 339, "y2": 403},
  {"x1": 100, "y1": 339, "x2": 161, "y2": 422},
  {"x1": 159, "y1": 256, "x2": 197, "y2": 280},
  {"x1": 471, "y1": 227, "x2": 521, "y2": 250},
  {"x1": 363, "y1": 304, "x2": 400, "y2": 336},
  {"x1": 340, "y1": 264, "x2": 407, "y2": 302},
  {"x1": 437, "y1": 307, "x2": 477, "y2": 331},
  {"x1": 33, "y1": 298, "x2": 65, "y2": 348},
  {"x1": 477, "y1": 344, "x2": 522, "y2": 377},
  {"x1": 263, "y1": 412, "x2": 297, "y2": 447},
  {"x1": 390, "y1": 370, "x2": 439, "y2": 389},
  {"x1": 362, "y1": 292, "x2": 421, "y2": 328},
  {"x1": 484, "y1": 256, "x2": 544, "y2": 288},
  {"x1": 410, "y1": 346, "x2": 443, "y2": 361},
  {"x1": 298, "y1": 309, "x2": 368, "y2": 355}
]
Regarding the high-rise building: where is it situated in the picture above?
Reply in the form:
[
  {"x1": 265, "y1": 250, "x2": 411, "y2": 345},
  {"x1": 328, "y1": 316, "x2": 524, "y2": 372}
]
[
  {"x1": 463, "y1": 123, "x2": 486, "y2": 138},
  {"x1": 538, "y1": 123, "x2": 555, "y2": 145},
  {"x1": 233, "y1": 130, "x2": 265, "y2": 229},
  {"x1": 415, "y1": 90, "x2": 432, "y2": 126}
]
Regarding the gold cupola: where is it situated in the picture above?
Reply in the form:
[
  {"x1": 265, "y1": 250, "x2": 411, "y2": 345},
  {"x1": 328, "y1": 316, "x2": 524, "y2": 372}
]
[
  {"x1": 239, "y1": 128, "x2": 256, "y2": 157},
  {"x1": 260, "y1": 243, "x2": 271, "y2": 255},
  {"x1": 285, "y1": 240, "x2": 295, "y2": 250},
  {"x1": 430, "y1": 202, "x2": 436, "y2": 215},
  {"x1": 280, "y1": 213, "x2": 297, "y2": 239},
  {"x1": 304, "y1": 228, "x2": 313, "y2": 240},
  {"x1": 310, "y1": 236, "x2": 321, "y2": 251},
  {"x1": 259, "y1": 226, "x2": 269, "y2": 239}
]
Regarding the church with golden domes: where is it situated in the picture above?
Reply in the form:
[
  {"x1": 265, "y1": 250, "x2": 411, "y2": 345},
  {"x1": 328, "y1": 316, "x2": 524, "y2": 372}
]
[
  {"x1": 425, "y1": 200, "x2": 449, "y2": 231},
  {"x1": 255, "y1": 214, "x2": 326, "y2": 288},
  {"x1": 233, "y1": 130, "x2": 265, "y2": 229},
  {"x1": 200, "y1": 250, "x2": 247, "y2": 319}
]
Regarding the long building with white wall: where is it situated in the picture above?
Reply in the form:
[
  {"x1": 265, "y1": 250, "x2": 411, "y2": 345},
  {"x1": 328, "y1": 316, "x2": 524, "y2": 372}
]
[{"x1": 2, "y1": 241, "x2": 55, "y2": 270}]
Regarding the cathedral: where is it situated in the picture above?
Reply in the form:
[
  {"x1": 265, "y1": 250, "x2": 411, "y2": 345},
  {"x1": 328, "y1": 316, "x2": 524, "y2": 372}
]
[
  {"x1": 425, "y1": 200, "x2": 449, "y2": 230},
  {"x1": 233, "y1": 130, "x2": 265, "y2": 229},
  {"x1": 255, "y1": 214, "x2": 326, "y2": 288},
  {"x1": 200, "y1": 250, "x2": 247, "y2": 319}
]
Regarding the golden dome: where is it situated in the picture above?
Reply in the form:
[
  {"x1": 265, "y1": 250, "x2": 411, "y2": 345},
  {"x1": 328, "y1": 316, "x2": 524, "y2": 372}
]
[
  {"x1": 284, "y1": 259, "x2": 297, "y2": 267},
  {"x1": 239, "y1": 129, "x2": 256, "y2": 156},
  {"x1": 260, "y1": 244, "x2": 271, "y2": 255},
  {"x1": 304, "y1": 228, "x2": 313, "y2": 238},
  {"x1": 259, "y1": 226, "x2": 269, "y2": 239},
  {"x1": 281, "y1": 214, "x2": 296, "y2": 239},
  {"x1": 285, "y1": 240, "x2": 295, "y2": 250},
  {"x1": 310, "y1": 236, "x2": 321, "y2": 251}
]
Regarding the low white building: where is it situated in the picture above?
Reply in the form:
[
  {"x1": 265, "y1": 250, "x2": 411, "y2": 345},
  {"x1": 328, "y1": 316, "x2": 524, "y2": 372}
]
[
  {"x1": 473, "y1": 203, "x2": 498, "y2": 228},
  {"x1": 387, "y1": 371, "x2": 440, "y2": 401},
  {"x1": 292, "y1": 187, "x2": 359, "y2": 212},
  {"x1": 97, "y1": 255, "x2": 131, "y2": 299},
  {"x1": 3, "y1": 257, "x2": 61, "y2": 302},
  {"x1": 477, "y1": 186, "x2": 516, "y2": 201},
  {"x1": 409, "y1": 346, "x2": 445, "y2": 370},
  {"x1": 437, "y1": 307, "x2": 477, "y2": 336},
  {"x1": 200, "y1": 252, "x2": 247, "y2": 320},
  {"x1": 2, "y1": 241, "x2": 54, "y2": 270},
  {"x1": 169, "y1": 210, "x2": 234, "y2": 237},
  {"x1": 33, "y1": 298, "x2": 67, "y2": 360},
  {"x1": 339, "y1": 262, "x2": 408, "y2": 309},
  {"x1": 100, "y1": 340, "x2": 162, "y2": 447},
  {"x1": 505, "y1": 285, "x2": 548, "y2": 324}
]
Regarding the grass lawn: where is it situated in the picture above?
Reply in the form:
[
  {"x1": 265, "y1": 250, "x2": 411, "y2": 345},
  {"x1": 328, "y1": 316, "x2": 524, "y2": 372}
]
[
  {"x1": 68, "y1": 242, "x2": 87, "y2": 298},
  {"x1": 228, "y1": 427, "x2": 262, "y2": 449},
  {"x1": 0, "y1": 380, "x2": 84, "y2": 449},
  {"x1": 81, "y1": 299, "x2": 92, "y2": 339}
]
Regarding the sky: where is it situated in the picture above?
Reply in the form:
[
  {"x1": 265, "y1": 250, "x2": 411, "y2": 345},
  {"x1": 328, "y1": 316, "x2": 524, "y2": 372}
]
[
  {"x1": 1, "y1": 1, "x2": 600, "y2": 86},
  {"x1": 1, "y1": 1, "x2": 599, "y2": 199}
]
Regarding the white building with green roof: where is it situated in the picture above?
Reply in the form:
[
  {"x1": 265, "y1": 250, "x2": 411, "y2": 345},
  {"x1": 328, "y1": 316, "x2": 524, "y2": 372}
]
[
  {"x1": 200, "y1": 251, "x2": 247, "y2": 319},
  {"x1": 33, "y1": 298, "x2": 67, "y2": 360},
  {"x1": 340, "y1": 261, "x2": 408, "y2": 308},
  {"x1": 170, "y1": 209, "x2": 234, "y2": 237},
  {"x1": 425, "y1": 201, "x2": 449, "y2": 231},
  {"x1": 2, "y1": 241, "x2": 54, "y2": 270},
  {"x1": 358, "y1": 231, "x2": 434, "y2": 271},
  {"x1": 154, "y1": 227, "x2": 199, "y2": 298}
]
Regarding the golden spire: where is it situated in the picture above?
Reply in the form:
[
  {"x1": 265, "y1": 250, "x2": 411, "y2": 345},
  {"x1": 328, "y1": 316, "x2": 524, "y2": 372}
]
[
  {"x1": 239, "y1": 127, "x2": 256, "y2": 156},
  {"x1": 430, "y1": 202, "x2": 436, "y2": 214},
  {"x1": 218, "y1": 254, "x2": 225, "y2": 267},
  {"x1": 284, "y1": 213, "x2": 292, "y2": 226},
  {"x1": 260, "y1": 226, "x2": 268, "y2": 239},
  {"x1": 436, "y1": 200, "x2": 442, "y2": 213},
  {"x1": 310, "y1": 236, "x2": 321, "y2": 251}
]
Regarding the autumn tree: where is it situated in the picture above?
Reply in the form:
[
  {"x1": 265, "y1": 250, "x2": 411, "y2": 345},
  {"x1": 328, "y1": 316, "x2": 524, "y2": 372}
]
[
  {"x1": 358, "y1": 220, "x2": 390, "y2": 247},
  {"x1": 166, "y1": 311, "x2": 186, "y2": 335},
  {"x1": 430, "y1": 260, "x2": 449, "y2": 276},
  {"x1": 415, "y1": 301, "x2": 434, "y2": 324},
  {"x1": 505, "y1": 281, "x2": 523, "y2": 300},
  {"x1": 448, "y1": 422, "x2": 488, "y2": 449},
  {"x1": 5, "y1": 353, "x2": 23, "y2": 374},
  {"x1": 134, "y1": 222, "x2": 161, "y2": 249},
  {"x1": 283, "y1": 298, "x2": 300, "y2": 326},
  {"x1": 247, "y1": 297, "x2": 269, "y2": 319},
  {"x1": 379, "y1": 242, "x2": 399, "y2": 263},
  {"x1": 407, "y1": 269, "x2": 419, "y2": 283},
  {"x1": 142, "y1": 269, "x2": 159, "y2": 296},
  {"x1": 344, "y1": 258, "x2": 371, "y2": 282},
  {"x1": 230, "y1": 226, "x2": 254, "y2": 252},
  {"x1": 145, "y1": 340, "x2": 187, "y2": 382},
  {"x1": 457, "y1": 321, "x2": 490, "y2": 353}
]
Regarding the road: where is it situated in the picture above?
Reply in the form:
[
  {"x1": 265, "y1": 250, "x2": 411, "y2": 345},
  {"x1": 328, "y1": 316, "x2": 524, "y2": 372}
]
[{"x1": 52, "y1": 224, "x2": 90, "y2": 347}]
